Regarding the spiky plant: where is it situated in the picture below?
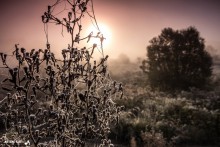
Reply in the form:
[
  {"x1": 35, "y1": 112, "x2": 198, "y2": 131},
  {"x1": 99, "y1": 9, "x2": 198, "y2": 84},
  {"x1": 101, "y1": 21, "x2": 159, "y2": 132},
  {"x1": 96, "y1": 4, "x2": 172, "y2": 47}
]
[{"x1": 0, "y1": 0, "x2": 123, "y2": 146}]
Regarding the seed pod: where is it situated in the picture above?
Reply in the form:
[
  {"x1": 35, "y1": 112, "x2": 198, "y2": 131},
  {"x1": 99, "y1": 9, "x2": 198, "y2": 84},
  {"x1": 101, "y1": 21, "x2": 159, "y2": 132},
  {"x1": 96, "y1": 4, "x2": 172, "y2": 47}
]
[
  {"x1": 78, "y1": 92, "x2": 85, "y2": 102},
  {"x1": 68, "y1": 12, "x2": 72, "y2": 20},
  {"x1": 22, "y1": 125, "x2": 28, "y2": 134},
  {"x1": 21, "y1": 48, "x2": 26, "y2": 53},
  {"x1": 30, "y1": 114, "x2": 36, "y2": 121},
  {"x1": 49, "y1": 104, "x2": 53, "y2": 110},
  {"x1": 36, "y1": 108, "x2": 42, "y2": 116}
]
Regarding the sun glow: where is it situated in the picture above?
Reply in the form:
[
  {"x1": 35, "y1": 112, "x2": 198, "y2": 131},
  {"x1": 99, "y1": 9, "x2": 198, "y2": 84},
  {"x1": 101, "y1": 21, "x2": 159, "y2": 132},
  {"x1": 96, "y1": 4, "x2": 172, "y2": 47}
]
[{"x1": 86, "y1": 23, "x2": 112, "y2": 49}]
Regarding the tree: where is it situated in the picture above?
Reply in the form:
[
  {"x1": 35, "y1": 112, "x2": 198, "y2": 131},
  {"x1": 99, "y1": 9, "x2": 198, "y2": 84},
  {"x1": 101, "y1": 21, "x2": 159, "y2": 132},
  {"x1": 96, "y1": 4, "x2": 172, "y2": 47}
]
[
  {"x1": 141, "y1": 27, "x2": 213, "y2": 91},
  {"x1": 0, "y1": 0, "x2": 123, "y2": 146}
]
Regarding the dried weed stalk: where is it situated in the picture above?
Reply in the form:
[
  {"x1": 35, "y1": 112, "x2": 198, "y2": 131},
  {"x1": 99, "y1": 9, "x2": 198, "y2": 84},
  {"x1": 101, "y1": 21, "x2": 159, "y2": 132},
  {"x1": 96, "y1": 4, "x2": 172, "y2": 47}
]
[{"x1": 0, "y1": 0, "x2": 123, "y2": 146}]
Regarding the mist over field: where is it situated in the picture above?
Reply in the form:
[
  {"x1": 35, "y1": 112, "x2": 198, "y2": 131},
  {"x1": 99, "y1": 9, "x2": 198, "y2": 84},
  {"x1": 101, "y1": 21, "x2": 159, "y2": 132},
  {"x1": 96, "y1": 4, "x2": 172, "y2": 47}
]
[{"x1": 108, "y1": 47, "x2": 220, "y2": 76}]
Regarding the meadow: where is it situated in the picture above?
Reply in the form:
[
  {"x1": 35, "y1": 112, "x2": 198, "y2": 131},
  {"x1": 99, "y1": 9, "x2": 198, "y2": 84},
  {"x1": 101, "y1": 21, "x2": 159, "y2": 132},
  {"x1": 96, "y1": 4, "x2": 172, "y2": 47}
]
[{"x1": 107, "y1": 55, "x2": 220, "y2": 147}]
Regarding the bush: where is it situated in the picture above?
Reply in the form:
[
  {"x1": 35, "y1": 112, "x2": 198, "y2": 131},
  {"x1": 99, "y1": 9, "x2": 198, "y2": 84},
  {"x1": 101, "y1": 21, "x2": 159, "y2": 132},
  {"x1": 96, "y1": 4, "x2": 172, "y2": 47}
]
[
  {"x1": 141, "y1": 27, "x2": 213, "y2": 91},
  {"x1": 110, "y1": 120, "x2": 146, "y2": 146}
]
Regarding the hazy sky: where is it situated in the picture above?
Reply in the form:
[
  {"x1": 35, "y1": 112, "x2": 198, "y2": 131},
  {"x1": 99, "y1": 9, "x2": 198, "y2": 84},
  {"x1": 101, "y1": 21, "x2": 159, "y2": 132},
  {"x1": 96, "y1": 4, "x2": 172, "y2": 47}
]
[{"x1": 0, "y1": 0, "x2": 220, "y2": 60}]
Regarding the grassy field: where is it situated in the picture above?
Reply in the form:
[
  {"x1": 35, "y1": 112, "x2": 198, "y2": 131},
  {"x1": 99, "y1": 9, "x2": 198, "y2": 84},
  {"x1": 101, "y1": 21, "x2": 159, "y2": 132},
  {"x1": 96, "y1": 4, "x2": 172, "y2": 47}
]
[{"x1": 107, "y1": 58, "x2": 220, "y2": 147}]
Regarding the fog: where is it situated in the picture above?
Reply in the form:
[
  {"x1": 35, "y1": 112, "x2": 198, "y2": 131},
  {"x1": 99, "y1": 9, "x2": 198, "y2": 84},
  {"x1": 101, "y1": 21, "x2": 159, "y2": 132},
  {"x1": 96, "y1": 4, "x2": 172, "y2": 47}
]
[
  {"x1": 107, "y1": 46, "x2": 220, "y2": 79},
  {"x1": 108, "y1": 54, "x2": 141, "y2": 77}
]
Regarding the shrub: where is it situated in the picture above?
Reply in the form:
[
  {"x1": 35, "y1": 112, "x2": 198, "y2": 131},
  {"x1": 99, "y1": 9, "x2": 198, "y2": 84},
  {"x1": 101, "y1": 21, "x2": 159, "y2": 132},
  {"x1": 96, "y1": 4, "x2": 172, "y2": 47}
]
[{"x1": 141, "y1": 27, "x2": 213, "y2": 91}]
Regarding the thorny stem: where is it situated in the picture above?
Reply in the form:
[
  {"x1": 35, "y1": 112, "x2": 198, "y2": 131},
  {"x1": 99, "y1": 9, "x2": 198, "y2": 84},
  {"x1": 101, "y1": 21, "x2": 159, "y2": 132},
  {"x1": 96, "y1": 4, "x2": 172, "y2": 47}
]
[{"x1": 25, "y1": 80, "x2": 37, "y2": 146}]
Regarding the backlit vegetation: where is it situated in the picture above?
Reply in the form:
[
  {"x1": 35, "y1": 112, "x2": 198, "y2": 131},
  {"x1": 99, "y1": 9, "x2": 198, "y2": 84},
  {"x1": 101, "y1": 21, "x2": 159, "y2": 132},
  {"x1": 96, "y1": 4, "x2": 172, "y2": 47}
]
[{"x1": 0, "y1": 0, "x2": 123, "y2": 146}]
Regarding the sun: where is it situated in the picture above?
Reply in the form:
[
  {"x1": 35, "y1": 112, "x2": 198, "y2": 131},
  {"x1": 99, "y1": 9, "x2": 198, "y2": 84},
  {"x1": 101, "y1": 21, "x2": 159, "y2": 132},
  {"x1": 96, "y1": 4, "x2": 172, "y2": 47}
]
[{"x1": 86, "y1": 23, "x2": 112, "y2": 48}]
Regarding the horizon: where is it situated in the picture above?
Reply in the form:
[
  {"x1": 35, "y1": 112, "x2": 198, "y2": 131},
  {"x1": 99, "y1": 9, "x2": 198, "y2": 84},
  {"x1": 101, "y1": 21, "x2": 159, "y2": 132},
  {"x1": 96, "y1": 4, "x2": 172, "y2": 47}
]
[{"x1": 0, "y1": 0, "x2": 220, "y2": 61}]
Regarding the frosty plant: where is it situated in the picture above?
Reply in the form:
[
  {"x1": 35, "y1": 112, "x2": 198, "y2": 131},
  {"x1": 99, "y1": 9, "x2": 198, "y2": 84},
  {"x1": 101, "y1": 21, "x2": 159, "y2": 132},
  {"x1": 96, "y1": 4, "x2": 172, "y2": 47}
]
[{"x1": 0, "y1": 0, "x2": 123, "y2": 146}]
